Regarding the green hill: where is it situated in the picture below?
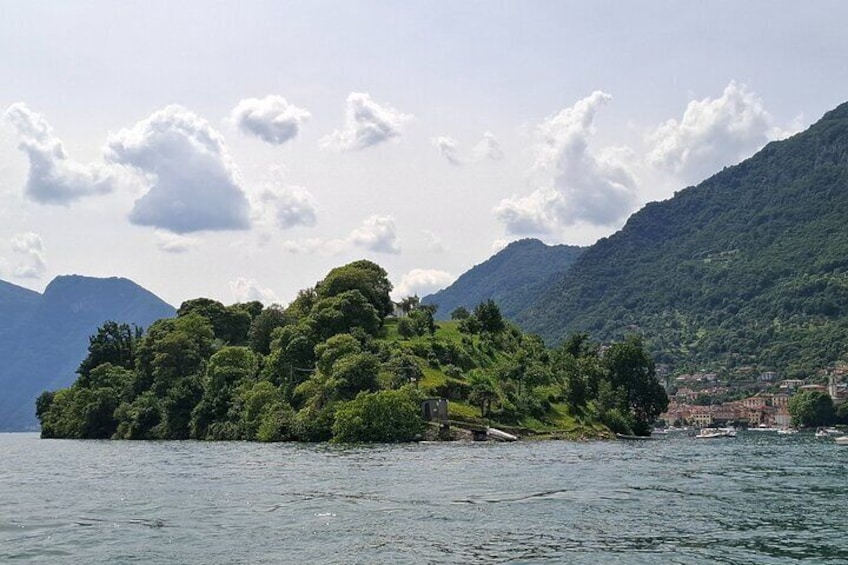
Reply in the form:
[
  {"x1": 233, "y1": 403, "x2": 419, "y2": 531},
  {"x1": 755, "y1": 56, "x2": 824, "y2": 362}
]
[
  {"x1": 423, "y1": 238, "x2": 584, "y2": 320},
  {"x1": 36, "y1": 260, "x2": 668, "y2": 442},
  {"x1": 519, "y1": 101, "x2": 848, "y2": 376}
]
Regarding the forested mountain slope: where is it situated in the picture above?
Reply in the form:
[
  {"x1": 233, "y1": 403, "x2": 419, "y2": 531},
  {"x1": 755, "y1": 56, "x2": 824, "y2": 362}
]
[
  {"x1": 0, "y1": 276, "x2": 175, "y2": 430},
  {"x1": 519, "y1": 101, "x2": 848, "y2": 376},
  {"x1": 423, "y1": 239, "x2": 584, "y2": 320}
]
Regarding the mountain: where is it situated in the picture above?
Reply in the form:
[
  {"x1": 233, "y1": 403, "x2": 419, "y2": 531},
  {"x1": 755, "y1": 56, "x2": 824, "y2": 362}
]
[
  {"x1": 422, "y1": 238, "x2": 584, "y2": 320},
  {"x1": 0, "y1": 275, "x2": 175, "y2": 430},
  {"x1": 518, "y1": 101, "x2": 848, "y2": 376}
]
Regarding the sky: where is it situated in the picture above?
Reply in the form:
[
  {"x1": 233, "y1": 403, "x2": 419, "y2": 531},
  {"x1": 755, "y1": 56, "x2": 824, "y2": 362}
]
[{"x1": 1, "y1": 1, "x2": 847, "y2": 308}]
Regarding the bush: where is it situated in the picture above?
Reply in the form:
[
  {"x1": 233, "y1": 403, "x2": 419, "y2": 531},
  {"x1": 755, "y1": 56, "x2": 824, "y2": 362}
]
[{"x1": 332, "y1": 389, "x2": 423, "y2": 443}]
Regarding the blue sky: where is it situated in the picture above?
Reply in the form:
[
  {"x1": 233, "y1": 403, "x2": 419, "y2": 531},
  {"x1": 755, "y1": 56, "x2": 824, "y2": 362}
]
[{"x1": 1, "y1": 1, "x2": 847, "y2": 306}]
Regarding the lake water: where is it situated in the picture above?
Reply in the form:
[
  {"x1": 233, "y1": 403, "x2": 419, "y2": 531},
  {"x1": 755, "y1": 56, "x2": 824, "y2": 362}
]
[{"x1": 1, "y1": 432, "x2": 846, "y2": 564}]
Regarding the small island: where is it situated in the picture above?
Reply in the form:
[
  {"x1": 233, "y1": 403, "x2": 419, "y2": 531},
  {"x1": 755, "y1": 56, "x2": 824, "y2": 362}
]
[{"x1": 36, "y1": 260, "x2": 668, "y2": 443}]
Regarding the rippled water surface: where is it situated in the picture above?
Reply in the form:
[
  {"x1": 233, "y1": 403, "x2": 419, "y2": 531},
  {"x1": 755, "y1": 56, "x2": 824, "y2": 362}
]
[{"x1": 2, "y1": 432, "x2": 847, "y2": 563}]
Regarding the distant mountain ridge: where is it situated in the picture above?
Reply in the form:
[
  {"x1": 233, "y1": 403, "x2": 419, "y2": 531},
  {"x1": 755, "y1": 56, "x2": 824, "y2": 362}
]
[
  {"x1": 423, "y1": 238, "x2": 584, "y2": 319},
  {"x1": 0, "y1": 275, "x2": 175, "y2": 430},
  {"x1": 517, "y1": 100, "x2": 848, "y2": 375}
]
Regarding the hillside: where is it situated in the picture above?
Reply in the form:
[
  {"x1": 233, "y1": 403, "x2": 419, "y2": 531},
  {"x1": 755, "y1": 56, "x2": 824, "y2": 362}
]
[
  {"x1": 519, "y1": 101, "x2": 848, "y2": 376},
  {"x1": 37, "y1": 260, "x2": 668, "y2": 442},
  {"x1": 423, "y1": 238, "x2": 584, "y2": 320},
  {"x1": 0, "y1": 276, "x2": 175, "y2": 430}
]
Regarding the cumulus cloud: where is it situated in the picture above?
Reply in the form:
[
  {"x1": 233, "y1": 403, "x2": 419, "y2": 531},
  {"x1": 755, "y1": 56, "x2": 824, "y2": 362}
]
[
  {"x1": 432, "y1": 136, "x2": 462, "y2": 165},
  {"x1": 392, "y1": 268, "x2": 455, "y2": 300},
  {"x1": 4, "y1": 103, "x2": 121, "y2": 204},
  {"x1": 422, "y1": 230, "x2": 446, "y2": 253},
  {"x1": 105, "y1": 105, "x2": 251, "y2": 234},
  {"x1": 321, "y1": 92, "x2": 411, "y2": 151},
  {"x1": 349, "y1": 214, "x2": 401, "y2": 254},
  {"x1": 155, "y1": 231, "x2": 199, "y2": 253},
  {"x1": 231, "y1": 95, "x2": 310, "y2": 145},
  {"x1": 472, "y1": 131, "x2": 504, "y2": 161},
  {"x1": 494, "y1": 91, "x2": 637, "y2": 235},
  {"x1": 493, "y1": 188, "x2": 565, "y2": 235},
  {"x1": 229, "y1": 277, "x2": 280, "y2": 305},
  {"x1": 647, "y1": 81, "x2": 784, "y2": 184},
  {"x1": 10, "y1": 232, "x2": 46, "y2": 278},
  {"x1": 256, "y1": 183, "x2": 317, "y2": 229}
]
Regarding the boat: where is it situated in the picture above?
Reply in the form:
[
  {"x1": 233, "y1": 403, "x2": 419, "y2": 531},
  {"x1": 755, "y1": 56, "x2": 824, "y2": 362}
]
[
  {"x1": 835, "y1": 436, "x2": 848, "y2": 446},
  {"x1": 486, "y1": 427, "x2": 518, "y2": 442},
  {"x1": 695, "y1": 427, "x2": 735, "y2": 439},
  {"x1": 815, "y1": 428, "x2": 829, "y2": 438},
  {"x1": 651, "y1": 427, "x2": 668, "y2": 435},
  {"x1": 777, "y1": 427, "x2": 799, "y2": 435},
  {"x1": 824, "y1": 427, "x2": 843, "y2": 435}
]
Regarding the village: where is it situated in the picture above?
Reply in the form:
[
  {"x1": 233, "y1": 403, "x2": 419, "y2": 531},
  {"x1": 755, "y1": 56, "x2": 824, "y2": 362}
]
[{"x1": 659, "y1": 367, "x2": 848, "y2": 429}]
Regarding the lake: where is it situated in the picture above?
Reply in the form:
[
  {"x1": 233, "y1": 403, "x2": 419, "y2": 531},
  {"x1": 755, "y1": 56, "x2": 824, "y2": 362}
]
[{"x1": 1, "y1": 432, "x2": 846, "y2": 564}]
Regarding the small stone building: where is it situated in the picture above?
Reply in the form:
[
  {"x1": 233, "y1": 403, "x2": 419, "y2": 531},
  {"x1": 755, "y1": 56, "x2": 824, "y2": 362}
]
[{"x1": 421, "y1": 398, "x2": 449, "y2": 423}]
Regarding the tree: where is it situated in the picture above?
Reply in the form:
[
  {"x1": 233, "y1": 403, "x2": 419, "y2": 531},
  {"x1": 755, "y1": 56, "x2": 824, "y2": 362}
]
[
  {"x1": 474, "y1": 299, "x2": 506, "y2": 334},
  {"x1": 383, "y1": 352, "x2": 424, "y2": 388},
  {"x1": 316, "y1": 260, "x2": 394, "y2": 320},
  {"x1": 248, "y1": 305, "x2": 289, "y2": 354},
  {"x1": 468, "y1": 370, "x2": 498, "y2": 418},
  {"x1": 398, "y1": 295, "x2": 420, "y2": 316},
  {"x1": 77, "y1": 321, "x2": 142, "y2": 381},
  {"x1": 450, "y1": 306, "x2": 470, "y2": 320},
  {"x1": 602, "y1": 336, "x2": 668, "y2": 435},
  {"x1": 409, "y1": 304, "x2": 437, "y2": 335},
  {"x1": 311, "y1": 289, "x2": 381, "y2": 339},
  {"x1": 332, "y1": 389, "x2": 423, "y2": 443},
  {"x1": 788, "y1": 390, "x2": 835, "y2": 427}
]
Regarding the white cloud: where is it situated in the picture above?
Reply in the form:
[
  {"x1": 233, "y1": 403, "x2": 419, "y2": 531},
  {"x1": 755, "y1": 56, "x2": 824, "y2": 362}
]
[
  {"x1": 493, "y1": 188, "x2": 564, "y2": 235},
  {"x1": 231, "y1": 95, "x2": 310, "y2": 145},
  {"x1": 349, "y1": 214, "x2": 401, "y2": 254},
  {"x1": 155, "y1": 231, "x2": 199, "y2": 254},
  {"x1": 10, "y1": 232, "x2": 46, "y2": 278},
  {"x1": 422, "y1": 229, "x2": 446, "y2": 253},
  {"x1": 4, "y1": 103, "x2": 122, "y2": 204},
  {"x1": 256, "y1": 183, "x2": 317, "y2": 229},
  {"x1": 472, "y1": 131, "x2": 504, "y2": 161},
  {"x1": 432, "y1": 136, "x2": 462, "y2": 165},
  {"x1": 105, "y1": 105, "x2": 251, "y2": 234},
  {"x1": 490, "y1": 239, "x2": 512, "y2": 253},
  {"x1": 321, "y1": 92, "x2": 411, "y2": 151},
  {"x1": 392, "y1": 268, "x2": 455, "y2": 300},
  {"x1": 647, "y1": 81, "x2": 784, "y2": 184},
  {"x1": 494, "y1": 91, "x2": 637, "y2": 235},
  {"x1": 229, "y1": 277, "x2": 280, "y2": 305}
]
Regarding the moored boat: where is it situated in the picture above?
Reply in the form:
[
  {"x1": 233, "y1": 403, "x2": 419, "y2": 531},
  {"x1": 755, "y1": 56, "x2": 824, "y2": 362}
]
[
  {"x1": 695, "y1": 427, "x2": 735, "y2": 439},
  {"x1": 835, "y1": 436, "x2": 848, "y2": 446}
]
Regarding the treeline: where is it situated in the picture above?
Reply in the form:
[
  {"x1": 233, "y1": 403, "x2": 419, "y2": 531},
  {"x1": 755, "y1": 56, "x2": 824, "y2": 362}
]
[{"x1": 36, "y1": 260, "x2": 668, "y2": 442}]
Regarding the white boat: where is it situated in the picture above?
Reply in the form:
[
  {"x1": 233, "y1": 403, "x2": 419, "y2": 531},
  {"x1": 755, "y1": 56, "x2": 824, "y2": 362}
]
[
  {"x1": 824, "y1": 427, "x2": 843, "y2": 435},
  {"x1": 695, "y1": 427, "x2": 735, "y2": 439},
  {"x1": 777, "y1": 427, "x2": 799, "y2": 435},
  {"x1": 815, "y1": 429, "x2": 829, "y2": 438},
  {"x1": 486, "y1": 427, "x2": 518, "y2": 442},
  {"x1": 835, "y1": 436, "x2": 848, "y2": 446}
]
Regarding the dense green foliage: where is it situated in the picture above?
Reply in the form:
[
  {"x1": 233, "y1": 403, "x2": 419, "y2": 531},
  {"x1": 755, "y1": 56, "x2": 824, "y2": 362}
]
[
  {"x1": 788, "y1": 390, "x2": 835, "y2": 427},
  {"x1": 519, "y1": 102, "x2": 848, "y2": 376},
  {"x1": 423, "y1": 238, "x2": 584, "y2": 320},
  {"x1": 36, "y1": 260, "x2": 667, "y2": 441}
]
